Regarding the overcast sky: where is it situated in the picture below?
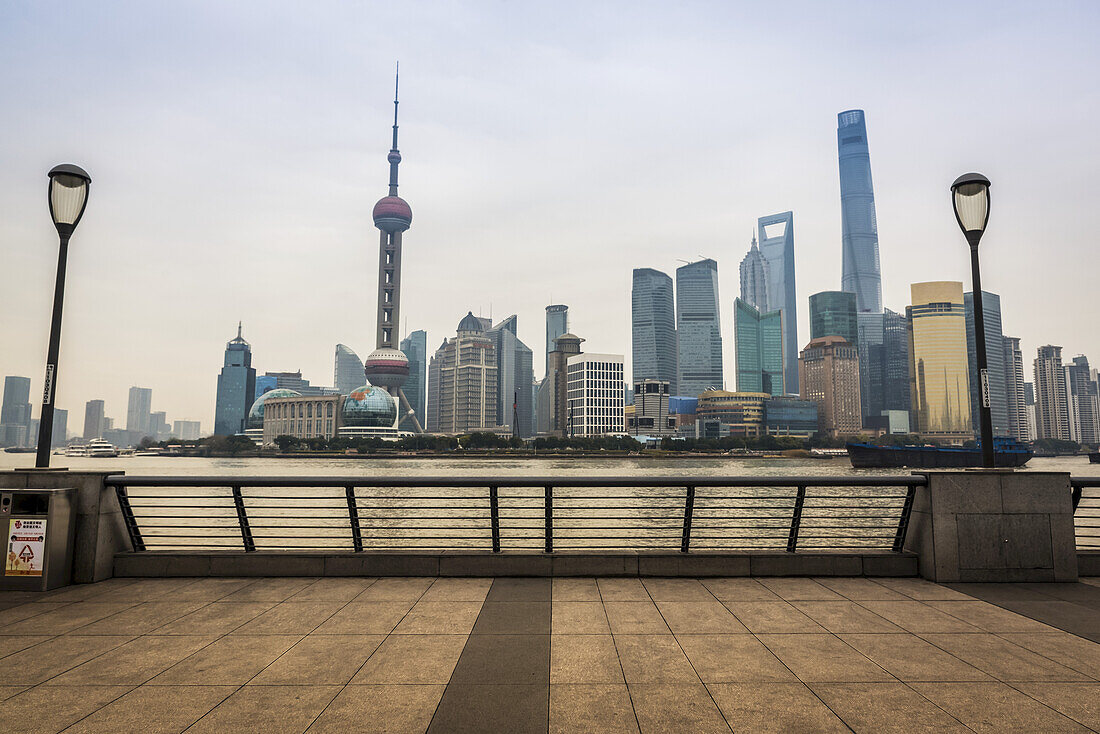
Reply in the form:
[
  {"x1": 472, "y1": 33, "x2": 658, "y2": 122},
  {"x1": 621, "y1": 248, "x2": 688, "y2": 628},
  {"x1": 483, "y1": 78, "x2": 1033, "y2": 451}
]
[{"x1": 1, "y1": 1, "x2": 1098, "y2": 433}]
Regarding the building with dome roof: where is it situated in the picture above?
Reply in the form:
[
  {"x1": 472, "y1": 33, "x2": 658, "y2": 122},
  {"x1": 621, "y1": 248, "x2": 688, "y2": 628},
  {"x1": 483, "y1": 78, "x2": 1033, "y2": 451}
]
[
  {"x1": 337, "y1": 385, "x2": 401, "y2": 439},
  {"x1": 242, "y1": 387, "x2": 302, "y2": 443},
  {"x1": 426, "y1": 312, "x2": 501, "y2": 434},
  {"x1": 214, "y1": 323, "x2": 256, "y2": 436}
]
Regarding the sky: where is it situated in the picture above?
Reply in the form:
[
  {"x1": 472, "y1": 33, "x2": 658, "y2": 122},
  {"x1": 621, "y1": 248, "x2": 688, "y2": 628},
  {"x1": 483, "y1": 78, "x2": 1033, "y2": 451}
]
[{"x1": 1, "y1": 0, "x2": 1098, "y2": 434}]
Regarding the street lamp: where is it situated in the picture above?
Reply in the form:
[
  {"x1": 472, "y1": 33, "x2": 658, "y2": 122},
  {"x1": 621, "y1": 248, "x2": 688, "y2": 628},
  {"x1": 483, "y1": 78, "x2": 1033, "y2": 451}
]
[
  {"x1": 950, "y1": 172, "x2": 993, "y2": 468},
  {"x1": 35, "y1": 164, "x2": 91, "y2": 468}
]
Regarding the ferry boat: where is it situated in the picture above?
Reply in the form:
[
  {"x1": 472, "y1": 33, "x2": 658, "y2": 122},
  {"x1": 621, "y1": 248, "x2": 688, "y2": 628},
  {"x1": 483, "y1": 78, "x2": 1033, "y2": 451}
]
[
  {"x1": 846, "y1": 437, "x2": 1032, "y2": 469},
  {"x1": 88, "y1": 438, "x2": 120, "y2": 458},
  {"x1": 65, "y1": 444, "x2": 90, "y2": 457}
]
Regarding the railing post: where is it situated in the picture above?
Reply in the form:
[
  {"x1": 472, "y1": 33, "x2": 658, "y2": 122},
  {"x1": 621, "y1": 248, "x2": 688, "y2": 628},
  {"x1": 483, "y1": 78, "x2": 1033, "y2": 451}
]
[
  {"x1": 680, "y1": 485, "x2": 695, "y2": 553},
  {"x1": 489, "y1": 485, "x2": 500, "y2": 553},
  {"x1": 232, "y1": 485, "x2": 255, "y2": 552},
  {"x1": 544, "y1": 485, "x2": 554, "y2": 553},
  {"x1": 113, "y1": 484, "x2": 145, "y2": 552},
  {"x1": 346, "y1": 486, "x2": 363, "y2": 552},
  {"x1": 1071, "y1": 484, "x2": 1083, "y2": 513},
  {"x1": 787, "y1": 485, "x2": 806, "y2": 552},
  {"x1": 892, "y1": 484, "x2": 917, "y2": 552}
]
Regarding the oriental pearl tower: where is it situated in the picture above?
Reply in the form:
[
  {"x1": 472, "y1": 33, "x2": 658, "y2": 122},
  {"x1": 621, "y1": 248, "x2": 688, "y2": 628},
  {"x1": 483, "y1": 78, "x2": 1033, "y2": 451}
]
[{"x1": 363, "y1": 66, "x2": 423, "y2": 432}]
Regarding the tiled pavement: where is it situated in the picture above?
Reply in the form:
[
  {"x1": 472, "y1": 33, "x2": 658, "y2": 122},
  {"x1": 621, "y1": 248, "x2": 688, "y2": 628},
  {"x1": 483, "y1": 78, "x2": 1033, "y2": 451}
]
[{"x1": 0, "y1": 576, "x2": 1097, "y2": 733}]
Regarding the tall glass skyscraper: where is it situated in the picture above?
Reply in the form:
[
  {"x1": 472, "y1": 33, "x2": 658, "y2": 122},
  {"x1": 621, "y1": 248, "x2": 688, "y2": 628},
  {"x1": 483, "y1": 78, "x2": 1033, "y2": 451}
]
[
  {"x1": 83, "y1": 399, "x2": 105, "y2": 440},
  {"x1": 809, "y1": 291, "x2": 858, "y2": 346},
  {"x1": 334, "y1": 344, "x2": 365, "y2": 395},
  {"x1": 734, "y1": 298, "x2": 784, "y2": 396},
  {"x1": 964, "y1": 291, "x2": 1009, "y2": 437},
  {"x1": 838, "y1": 109, "x2": 882, "y2": 315},
  {"x1": 631, "y1": 268, "x2": 678, "y2": 394},
  {"x1": 399, "y1": 330, "x2": 428, "y2": 430},
  {"x1": 545, "y1": 305, "x2": 568, "y2": 376},
  {"x1": 738, "y1": 236, "x2": 769, "y2": 311},
  {"x1": 486, "y1": 316, "x2": 535, "y2": 437},
  {"x1": 0, "y1": 376, "x2": 32, "y2": 447},
  {"x1": 906, "y1": 282, "x2": 972, "y2": 439},
  {"x1": 214, "y1": 323, "x2": 256, "y2": 435},
  {"x1": 126, "y1": 387, "x2": 153, "y2": 437},
  {"x1": 882, "y1": 309, "x2": 911, "y2": 414},
  {"x1": 675, "y1": 259, "x2": 723, "y2": 397},
  {"x1": 757, "y1": 212, "x2": 798, "y2": 393}
]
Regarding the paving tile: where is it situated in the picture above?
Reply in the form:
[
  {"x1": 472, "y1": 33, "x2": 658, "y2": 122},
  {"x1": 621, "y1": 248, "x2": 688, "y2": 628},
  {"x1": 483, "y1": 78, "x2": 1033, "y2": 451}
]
[
  {"x1": 218, "y1": 577, "x2": 318, "y2": 602},
  {"x1": 757, "y1": 634, "x2": 893, "y2": 682},
  {"x1": 449, "y1": 633, "x2": 550, "y2": 685},
  {"x1": 613, "y1": 634, "x2": 698, "y2": 684},
  {"x1": 392, "y1": 601, "x2": 483, "y2": 634},
  {"x1": 308, "y1": 684, "x2": 445, "y2": 733},
  {"x1": 912, "y1": 681, "x2": 1092, "y2": 732},
  {"x1": 3, "y1": 602, "x2": 137, "y2": 635},
  {"x1": 0, "y1": 601, "x2": 70, "y2": 626},
  {"x1": 485, "y1": 577, "x2": 551, "y2": 602},
  {"x1": 0, "y1": 636, "x2": 133, "y2": 685},
  {"x1": 184, "y1": 683, "x2": 340, "y2": 733},
  {"x1": 351, "y1": 634, "x2": 467, "y2": 684},
  {"x1": 550, "y1": 683, "x2": 638, "y2": 733},
  {"x1": 152, "y1": 601, "x2": 276, "y2": 635},
  {"x1": 1011, "y1": 682, "x2": 1100, "y2": 730},
  {"x1": 0, "y1": 687, "x2": 27, "y2": 703},
  {"x1": 61, "y1": 685, "x2": 235, "y2": 734},
  {"x1": 420, "y1": 578, "x2": 492, "y2": 602},
  {"x1": 757, "y1": 578, "x2": 845, "y2": 601},
  {"x1": 927, "y1": 600, "x2": 1060, "y2": 633},
  {"x1": 285, "y1": 577, "x2": 377, "y2": 601},
  {"x1": 428, "y1": 683, "x2": 547, "y2": 734},
  {"x1": 551, "y1": 635, "x2": 624, "y2": 683},
  {"x1": 69, "y1": 601, "x2": 210, "y2": 635},
  {"x1": 708, "y1": 681, "x2": 849, "y2": 733},
  {"x1": 80, "y1": 578, "x2": 203, "y2": 603},
  {"x1": 676, "y1": 634, "x2": 798, "y2": 683},
  {"x1": 150, "y1": 634, "x2": 301, "y2": 685},
  {"x1": 998, "y1": 600, "x2": 1100, "y2": 635},
  {"x1": 604, "y1": 601, "x2": 670, "y2": 634},
  {"x1": 232, "y1": 601, "x2": 345, "y2": 634},
  {"x1": 641, "y1": 578, "x2": 715, "y2": 601},
  {"x1": 552, "y1": 578, "x2": 601, "y2": 602},
  {"x1": 920, "y1": 633, "x2": 1090, "y2": 682},
  {"x1": 627, "y1": 682, "x2": 731, "y2": 734},
  {"x1": 791, "y1": 601, "x2": 904, "y2": 633},
  {"x1": 39, "y1": 579, "x2": 137, "y2": 603},
  {"x1": 814, "y1": 577, "x2": 910, "y2": 600},
  {"x1": 701, "y1": 578, "x2": 781, "y2": 602},
  {"x1": 312, "y1": 601, "x2": 414, "y2": 634},
  {"x1": 598, "y1": 578, "x2": 650, "y2": 601},
  {"x1": 657, "y1": 600, "x2": 748, "y2": 634},
  {"x1": 875, "y1": 578, "x2": 972, "y2": 600},
  {"x1": 471, "y1": 601, "x2": 550, "y2": 634},
  {"x1": 997, "y1": 632, "x2": 1100, "y2": 679},
  {"x1": 0, "y1": 684, "x2": 132, "y2": 734},
  {"x1": 158, "y1": 577, "x2": 258, "y2": 602},
  {"x1": 856, "y1": 600, "x2": 982, "y2": 633},
  {"x1": 552, "y1": 601, "x2": 610, "y2": 634},
  {"x1": 49, "y1": 635, "x2": 217, "y2": 685},
  {"x1": 723, "y1": 601, "x2": 825, "y2": 633},
  {"x1": 353, "y1": 576, "x2": 434, "y2": 601},
  {"x1": 251, "y1": 634, "x2": 385, "y2": 684},
  {"x1": 810, "y1": 682, "x2": 969, "y2": 732},
  {"x1": 0, "y1": 635, "x2": 52, "y2": 660},
  {"x1": 839, "y1": 633, "x2": 991, "y2": 682}
]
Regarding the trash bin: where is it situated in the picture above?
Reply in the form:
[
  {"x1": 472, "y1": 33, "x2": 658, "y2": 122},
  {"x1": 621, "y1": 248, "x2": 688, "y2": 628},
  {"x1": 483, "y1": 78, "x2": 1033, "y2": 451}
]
[{"x1": 1, "y1": 488, "x2": 76, "y2": 591}]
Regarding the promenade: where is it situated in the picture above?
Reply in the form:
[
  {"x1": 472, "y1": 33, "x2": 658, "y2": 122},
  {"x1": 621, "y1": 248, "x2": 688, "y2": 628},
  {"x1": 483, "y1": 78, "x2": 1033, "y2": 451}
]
[{"x1": 1, "y1": 575, "x2": 1098, "y2": 733}]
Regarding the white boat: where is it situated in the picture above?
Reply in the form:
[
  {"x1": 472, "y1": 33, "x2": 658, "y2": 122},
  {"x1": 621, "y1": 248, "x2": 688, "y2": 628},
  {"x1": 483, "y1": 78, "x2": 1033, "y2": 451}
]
[
  {"x1": 65, "y1": 444, "x2": 89, "y2": 457},
  {"x1": 87, "y1": 439, "x2": 120, "y2": 458}
]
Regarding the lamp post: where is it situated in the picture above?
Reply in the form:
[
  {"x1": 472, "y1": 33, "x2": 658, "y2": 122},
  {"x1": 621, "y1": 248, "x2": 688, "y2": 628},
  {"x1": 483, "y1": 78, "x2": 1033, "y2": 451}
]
[
  {"x1": 35, "y1": 164, "x2": 92, "y2": 468},
  {"x1": 950, "y1": 172, "x2": 993, "y2": 468}
]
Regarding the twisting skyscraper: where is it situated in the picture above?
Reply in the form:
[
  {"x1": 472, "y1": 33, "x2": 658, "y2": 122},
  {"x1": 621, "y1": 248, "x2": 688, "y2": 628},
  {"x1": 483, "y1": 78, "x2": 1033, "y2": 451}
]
[{"x1": 838, "y1": 110, "x2": 882, "y2": 314}]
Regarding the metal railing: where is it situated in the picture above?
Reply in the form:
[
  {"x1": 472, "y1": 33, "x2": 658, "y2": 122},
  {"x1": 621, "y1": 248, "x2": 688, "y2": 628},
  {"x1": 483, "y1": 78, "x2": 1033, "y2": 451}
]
[
  {"x1": 106, "y1": 475, "x2": 925, "y2": 554},
  {"x1": 1072, "y1": 477, "x2": 1100, "y2": 550}
]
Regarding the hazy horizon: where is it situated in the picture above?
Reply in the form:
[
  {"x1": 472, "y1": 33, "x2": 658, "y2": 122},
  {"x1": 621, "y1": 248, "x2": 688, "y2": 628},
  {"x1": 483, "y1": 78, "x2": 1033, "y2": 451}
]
[{"x1": 2, "y1": 1, "x2": 1098, "y2": 433}]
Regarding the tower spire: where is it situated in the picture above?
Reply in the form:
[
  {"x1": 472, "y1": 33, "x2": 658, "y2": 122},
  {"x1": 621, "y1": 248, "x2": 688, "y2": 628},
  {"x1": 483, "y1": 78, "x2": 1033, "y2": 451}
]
[
  {"x1": 237, "y1": 321, "x2": 242, "y2": 339},
  {"x1": 388, "y1": 61, "x2": 401, "y2": 196}
]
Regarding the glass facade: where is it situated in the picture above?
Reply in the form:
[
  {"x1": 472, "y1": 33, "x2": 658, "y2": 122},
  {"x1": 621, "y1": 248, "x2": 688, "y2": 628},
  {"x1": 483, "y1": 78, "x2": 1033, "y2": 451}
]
[
  {"x1": 838, "y1": 109, "x2": 883, "y2": 314},
  {"x1": 809, "y1": 291, "x2": 858, "y2": 345},
  {"x1": 963, "y1": 291, "x2": 1009, "y2": 437},
  {"x1": 882, "y1": 309, "x2": 911, "y2": 413},
  {"x1": 676, "y1": 259, "x2": 723, "y2": 397},
  {"x1": 400, "y1": 330, "x2": 427, "y2": 429},
  {"x1": 334, "y1": 344, "x2": 365, "y2": 395},
  {"x1": 632, "y1": 268, "x2": 678, "y2": 394},
  {"x1": 486, "y1": 317, "x2": 535, "y2": 437},
  {"x1": 545, "y1": 305, "x2": 568, "y2": 376},
  {"x1": 734, "y1": 298, "x2": 784, "y2": 396},
  {"x1": 757, "y1": 212, "x2": 798, "y2": 392},
  {"x1": 126, "y1": 387, "x2": 152, "y2": 436},
  {"x1": 764, "y1": 397, "x2": 819, "y2": 437},
  {"x1": 857, "y1": 311, "x2": 884, "y2": 421},
  {"x1": 906, "y1": 282, "x2": 972, "y2": 438},
  {"x1": 738, "y1": 236, "x2": 769, "y2": 310},
  {"x1": 0, "y1": 376, "x2": 32, "y2": 448}
]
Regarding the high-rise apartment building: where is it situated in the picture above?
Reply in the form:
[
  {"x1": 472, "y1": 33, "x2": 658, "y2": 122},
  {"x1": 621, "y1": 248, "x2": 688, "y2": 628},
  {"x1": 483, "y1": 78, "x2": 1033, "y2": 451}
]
[
  {"x1": 964, "y1": 291, "x2": 1010, "y2": 437},
  {"x1": 400, "y1": 330, "x2": 428, "y2": 431},
  {"x1": 757, "y1": 213, "x2": 798, "y2": 392},
  {"x1": 734, "y1": 298, "x2": 785, "y2": 396},
  {"x1": 1034, "y1": 346, "x2": 1070, "y2": 441},
  {"x1": 1, "y1": 376, "x2": 32, "y2": 447},
  {"x1": 1066, "y1": 355, "x2": 1099, "y2": 445},
  {"x1": 1002, "y1": 337, "x2": 1030, "y2": 442},
  {"x1": 798, "y1": 336, "x2": 862, "y2": 437},
  {"x1": 173, "y1": 420, "x2": 202, "y2": 440},
  {"x1": 809, "y1": 291, "x2": 858, "y2": 346},
  {"x1": 676, "y1": 258, "x2": 723, "y2": 397},
  {"x1": 82, "y1": 399, "x2": 105, "y2": 440},
  {"x1": 631, "y1": 268, "x2": 678, "y2": 393},
  {"x1": 334, "y1": 344, "x2": 364, "y2": 395},
  {"x1": 126, "y1": 387, "x2": 153, "y2": 438},
  {"x1": 906, "y1": 282, "x2": 972, "y2": 440},
  {"x1": 214, "y1": 323, "x2": 257, "y2": 435},
  {"x1": 426, "y1": 313, "x2": 498, "y2": 433},
  {"x1": 837, "y1": 109, "x2": 882, "y2": 315},
  {"x1": 545, "y1": 305, "x2": 569, "y2": 376},
  {"x1": 566, "y1": 353, "x2": 625, "y2": 436},
  {"x1": 738, "y1": 235, "x2": 769, "y2": 311},
  {"x1": 486, "y1": 316, "x2": 535, "y2": 437},
  {"x1": 149, "y1": 412, "x2": 169, "y2": 440}
]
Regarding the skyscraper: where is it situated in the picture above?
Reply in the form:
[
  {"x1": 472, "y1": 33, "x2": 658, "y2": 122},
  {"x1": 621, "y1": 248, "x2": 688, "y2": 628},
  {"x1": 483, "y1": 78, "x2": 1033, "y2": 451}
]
[
  {"x1": 51, "y1": 408, "x2": 68, "y2": 448},
  {"x1": 83, "y1": 399, "x2": 105, "y2": 440},
  {"x1": 757, "y1": 212, "x2": 798, "y2": 392},
  {"x1": 126, "y1": 387, "x2": 153, "y2": 437},
  {"x1": 881, "y1": 309, "x2": 911, "y2": 413},
  {"x1": 809, "y1": 291, "x2": 859, "y2": 346},
  {"x1": 856, "y1": 312, "x2": 884, "y2": 423},
  {"x1": 837, "y1": 109, "x2": 882, "y2": 314},
  {"x1": 798, "y1": 336, "x2": 862, "y2": 437},
  {"x1": 545, "y1": 305, "x2": 569, "y2": 376},
  {"x1": 1, "y1": 376, "x2": 32, "y2": 447},
  {"x1": 1066, "y1": 355, "x2": 1099, "y2": 445},
  {"x1": 1034, "y1": 345, "x2": 1070, "y2": 441},
  {"x1": 400, "y1": 330, "x2": 428, "y2": 431},
  {"x1": 426, "y1": 313, "x2": 498, "y2": 433},
  {"x1": 963, "y1": 291, "x2": 1009, "y2": 437},
  {"x1": 363, "y1": 68, "x2": 420, "y2": 432},
  {"x1": 173, "y1": 420, "x2": 202, "y2": 440},
  {"x1": 333, "y1": 344, "x2": 364, "y2": 395},
  {"x1": 631, "y1": 268, "x2": 677, "y2": 393},
  {"x1": 486, "y1": 316, "x2": 535, "y2": 437},
  {"x1": 734, "y1": 298, "x2": 784, "y2": 396},
  {"x1": 214, "y1": 322, "x2": 256, "y2": 435},
  {"x1": 566, "y1": 353, "x2": 625, "y2": 436},
  {"x1": 1002, "y1": 337, "x2": 1029, "y2": 441},
  {"x1": 906, "y1": 282, "x2": 972, "y2": 440},
  {"x1": 675, "y1": 258, "x2": 723, "y2": 397},
  {"x1": 542, "y1": 333, "x2": 585, "y2": 436},
  {"x1": 738, "y1": 235, "x2": 769, "y2": 311}
]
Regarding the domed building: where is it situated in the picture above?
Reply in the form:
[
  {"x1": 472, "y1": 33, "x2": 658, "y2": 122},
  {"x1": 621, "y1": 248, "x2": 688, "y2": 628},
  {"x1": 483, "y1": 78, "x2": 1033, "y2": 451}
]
[
  {"x1": 426, "y1": 312, "x2": 500, "y2": 434},
  {"x1": 243, "y1": 388, "x2": 301, "y2": 444},
  {"x1": 338, "y1": 384, "x2": 400, "y2": 439}
]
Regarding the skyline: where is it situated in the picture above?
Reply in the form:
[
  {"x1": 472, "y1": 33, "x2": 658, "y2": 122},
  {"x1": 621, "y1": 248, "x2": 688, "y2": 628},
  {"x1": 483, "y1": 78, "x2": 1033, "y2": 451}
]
[{"x1": 2, "y1": 2, "x2": 1099, "y2": 429}]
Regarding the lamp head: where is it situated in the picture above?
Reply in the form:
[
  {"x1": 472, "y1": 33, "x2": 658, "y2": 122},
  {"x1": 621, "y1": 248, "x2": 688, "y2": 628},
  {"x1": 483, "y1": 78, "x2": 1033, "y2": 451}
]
[
  {"x1": 951, "y1": 172, "x2": 990, "y2": 245},
  {"x1": 48, "y1": 164, "x2": 91, "y2": 236}
]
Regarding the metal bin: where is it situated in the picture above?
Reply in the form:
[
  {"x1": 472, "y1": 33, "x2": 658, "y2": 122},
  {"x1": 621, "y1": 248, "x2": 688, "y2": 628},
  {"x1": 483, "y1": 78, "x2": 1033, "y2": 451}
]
[{"x1": 1, "y1": 488, "x2": 76, "y2": 591}]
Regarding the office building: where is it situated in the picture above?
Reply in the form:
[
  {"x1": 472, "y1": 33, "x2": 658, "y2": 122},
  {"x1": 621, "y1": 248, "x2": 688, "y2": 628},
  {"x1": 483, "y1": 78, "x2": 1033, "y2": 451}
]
[
  {"x1": 1033, "y1": 345, "x2": 1070, "y2": 441},
  {"x1": 906, "y1": 282, "x2": 972, "y2": 440},
  {"x1": 964, "y1": 291, "x2": 1010, "y2": 437},
  {"x1": 764, "y1": 397, "x2": 819, "y2": 438},
  {"x1": 837, "y1": 109, "x2": 883, "y2": 314},
  {"x1": 566, "y1": 353, "x2": 625, "y2": 436},
  {"x1": 172, "y1": 420, "x2": 202, "y2": 440},
  {"x1": 262, "y1": 393, "x2": 345, "y2": 444},
  {"x1": 82, "y1": 400, "x2": 105, "y2": 440},
  {"x1": 695, "y1": 391, "x2": 769, "y2": 438},
  {"x1": 149, "y1": 411, "x2": 169, "y2": 441},
  {"x1": 400, "y1": 330, "x2": 428, "y2": 431},
  {"x1": 486, "y1": 316, "x2": 535, "y2": 437},
  {"x1": 126, "y1": 387, "x2": 153, "y2": 438},
  {"x1": 545, "y1": 305, "x2": 569, "y2": 376},
  {"x1": 799, "y1": 336, "x2": 862, "y2": 437},
  {"x1": 734, "y1": 298, "x2": 784, "y2": 396},
  {"x1": 427, "y1": 312, "x2": 499, "y2": 434},
  {"x1": 263, "y1": 371, "x2": 325, "y2": 396},
  {"x1": 629, "y1": 379, "x2": 675, "y2": 436},
  {"x1": 757, "y1": 212, "x2": 799, "y2": 392},
  {"x1": 738, "y1": 235, "x2": 769, "y2": 310},
  {"x1": 539, "y1": 333, "x2": 585, "y2": 436},
  {"x1": 51, "y1": 409, "x2": 68, "y2": 447},
  {"x1": 676, "y1": 258, "x2": 723, "y2": 396},
  {"x1": 1002, "y1": 337, "x2": 1030, "y2": 442},
  {"x1": 810, "y1": 291, "x2": 858, "y2": 346},
  {"x1": 631, "y1": 268, "x2": 678, "y2": 393},
  {"x1": 1, "y1": 376, "x2": 32, "y2": 447},
  {"x1": 214, "y1": 323, "x2": 257, "y2": 435},
  {"x1": 334, "y1": 344, "x2": 365, "y2": 395},
  {"x1": 882, "y1": 309, "x2": 911, "y2": 413},
  {"x1": 1067, "y1": 355, "x2": 1099, "y2": 445}
]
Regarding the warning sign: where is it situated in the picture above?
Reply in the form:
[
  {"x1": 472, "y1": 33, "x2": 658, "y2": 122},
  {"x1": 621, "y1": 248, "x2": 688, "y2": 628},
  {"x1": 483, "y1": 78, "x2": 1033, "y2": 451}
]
[{"x1": 6, "y1": 519, "x2": 46, "y2": 577}]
